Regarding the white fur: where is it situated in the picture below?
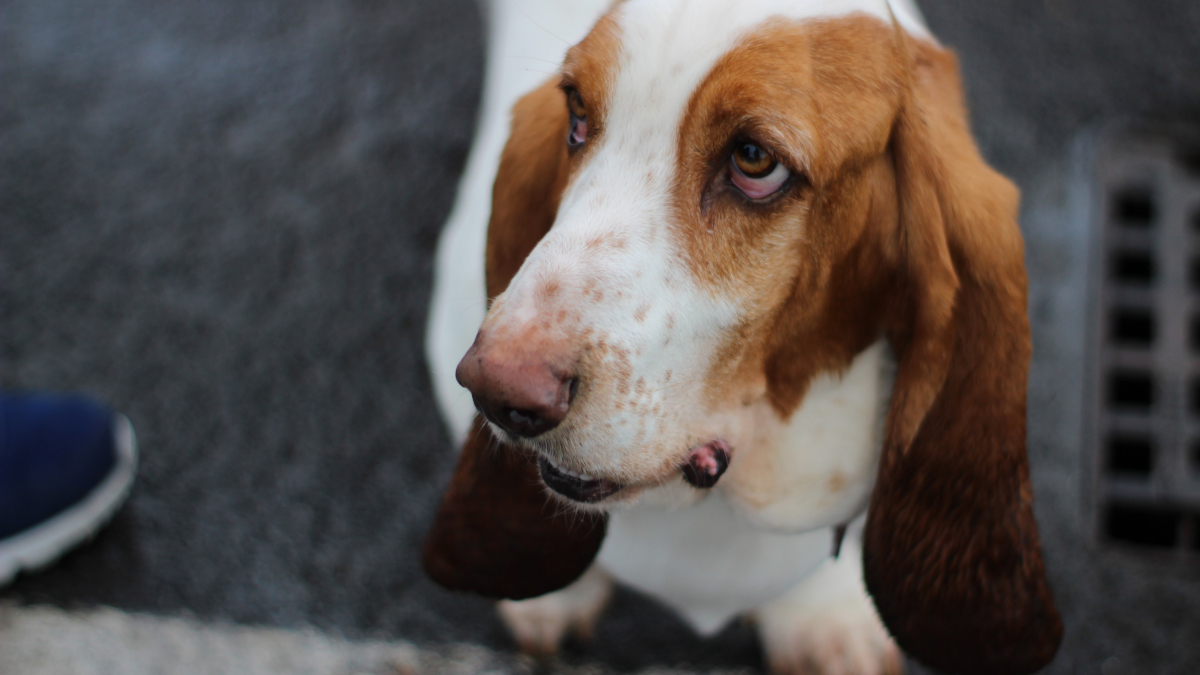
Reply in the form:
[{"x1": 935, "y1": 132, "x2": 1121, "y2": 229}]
[
  {"x1": 427, "y1": 0, "x2": 613, "y2": 444},
  {"x1": 721, "y1": 340, "x2": 895, "y2": 533},
  {"x1": 599, "y1": 490, "x2": 834, "y2": 635},
  {"x1": 755, "y1": 521, "x2": 902, "y2": 675},
  {"x1": 497, "y1": 565, "x2": 613, "y2": 655},
  {"x1": 599, "y1": 341, "x2": 891, "y2": 634}
]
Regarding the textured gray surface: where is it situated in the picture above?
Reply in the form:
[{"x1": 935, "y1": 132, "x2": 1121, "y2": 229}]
[
  {"x1": 1, "y1": 0, "x2": 1199, "y2": 673},
  {"x1": 0, "y1": 603, "x2": 750, "y2": 675}
]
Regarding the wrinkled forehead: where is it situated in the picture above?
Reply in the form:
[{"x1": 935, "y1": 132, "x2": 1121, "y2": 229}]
[
  {"x1": 567, "y1": 0, "x2": 919, "y2": 96},
  {"x1": 606, "y1": 0, "x2": 909, "y2": 72},
  {"x1": 564, "y1": 0, "x2": 915, "y2": 165}
]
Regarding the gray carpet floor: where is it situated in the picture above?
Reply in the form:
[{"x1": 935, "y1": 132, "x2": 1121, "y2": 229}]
[{"x1": 3, "y1": 0, "x2": 1199, "y2": 673}]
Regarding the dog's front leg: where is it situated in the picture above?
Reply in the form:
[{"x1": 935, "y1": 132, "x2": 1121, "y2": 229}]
[
  {"x1": 497, "y1": 564, "x2": 613, "y2": 657},
  {"x1": 754, "y1": 527, "x2": 902, "y2": 675}
]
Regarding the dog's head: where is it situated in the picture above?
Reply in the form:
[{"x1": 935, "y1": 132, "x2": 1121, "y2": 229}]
[
  {"x1": 428, "y1": 2, "x2": 1062, "y2": 673},
  {"x1": 461, "y1": 4, "x2": 919, "y2": 506}
]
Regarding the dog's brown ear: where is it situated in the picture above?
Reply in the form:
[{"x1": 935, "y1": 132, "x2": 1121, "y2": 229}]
[
  {"x1": 484, "y1": 78, "x2": 572, "y2": 299},
  {"x1": 423, "y1": 79, "x2": 607, "y2": 600},
  {"x1": 862, "y1": 41, "x2": 1063, "y2": 675},
  {"x1": 423, "y1": 420, "x2": 606, "y2": 599}
]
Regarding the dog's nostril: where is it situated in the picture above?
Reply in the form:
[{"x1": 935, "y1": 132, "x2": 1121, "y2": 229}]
[
  {"x1": 506, "y1": 407, "x2": 540, "y2": 429},
  {"x1": 469, "y1": 377, "x2": 572, "y2": 438},
  {"x1": 484, "y1": 404, "x2": 558, "y2": 438}
]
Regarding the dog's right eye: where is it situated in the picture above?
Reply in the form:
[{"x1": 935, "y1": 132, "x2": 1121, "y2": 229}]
[
  {"x1": 566, "y1": 88, "x2": 588, "y2": 148},
  {"x1": 729, "y1": 141, "x2": 790, "y2": 200}
]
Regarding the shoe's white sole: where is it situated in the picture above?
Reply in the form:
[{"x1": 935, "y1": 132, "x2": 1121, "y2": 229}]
[{"x1": 0, "y1": 414, "x2": 138, "y2": 586}]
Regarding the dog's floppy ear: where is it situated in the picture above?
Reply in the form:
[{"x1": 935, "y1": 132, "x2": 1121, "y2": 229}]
[
  {"x1": 862, "y1": 41, "x2": 1063, "y2": 675},
  {"x1": 482, "y1": 79, "x2": 572, "y2": 299},
  {"x1": 423, "y1": 419, "x2": 606, "y2": 599},
  {"x1": 423, "y1": 79, "x2": 607, "y2": 600}
]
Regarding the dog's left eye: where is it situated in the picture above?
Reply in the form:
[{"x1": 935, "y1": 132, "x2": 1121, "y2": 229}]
[
  {"x1": 730, "y1": 141, "x2": 789, "y2": 199},
  {"x1": 566, "y1": 88, "x2": 587, "y2": 148}
]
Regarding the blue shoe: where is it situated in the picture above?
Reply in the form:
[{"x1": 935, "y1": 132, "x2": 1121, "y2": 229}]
[{"x1": 0, "y1": 393, "x2": 137, "y2": 586}]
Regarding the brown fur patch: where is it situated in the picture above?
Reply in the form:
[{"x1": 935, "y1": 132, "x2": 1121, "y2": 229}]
[
  {"x1": 484, "y1": 79, "x2": 571, "y2": 300},
  {"x1": 668, "y1": 18, "x2": 908, "y2": 417},
  {"x1": 861, "y1": 35, "x2": 1062, "y2": 675}
]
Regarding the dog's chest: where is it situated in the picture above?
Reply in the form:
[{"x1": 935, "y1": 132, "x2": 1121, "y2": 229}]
[
  {"x1": 721, "y1": 340, "x2": 894, "y2": 531},
  {"x1": 596, "y1": 340, "x2": 892, "y2": 633},
  {"x1": 597, "y1": 491, "x2": 833, "y2": 635}
]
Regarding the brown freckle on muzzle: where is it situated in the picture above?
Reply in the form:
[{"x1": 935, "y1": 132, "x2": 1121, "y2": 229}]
[
  {"x1": 538, "y1": 278, "x2": 562, "y2": 300},
  {"x1": 827, "y1": 471, "x2": 846, "y2": 493}
]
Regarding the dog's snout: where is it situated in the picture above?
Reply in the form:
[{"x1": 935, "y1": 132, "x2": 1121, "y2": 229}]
[{"x1": 456, "y1": 331, "x2": 576, "y2": 438}]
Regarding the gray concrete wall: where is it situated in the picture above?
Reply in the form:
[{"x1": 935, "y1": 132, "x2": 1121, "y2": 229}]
[{"x1": 2, "y1": 0, "x2": 1197, "y2": 673}]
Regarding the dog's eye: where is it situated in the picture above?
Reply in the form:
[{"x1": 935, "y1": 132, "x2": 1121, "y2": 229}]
[
  {"x1": 730, "y1": 141, "x2": 789, "y2": 199},
  {"x1": 566, "y1": 88, "x2": 587, "y2": 148}
]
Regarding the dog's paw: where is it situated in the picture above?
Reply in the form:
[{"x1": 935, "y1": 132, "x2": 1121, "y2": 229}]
[
  {"x1": 496, "y1": 565, "x2": 612, "y2": 657},
  {"x1": 754, "y1": 539, "x2": 901, "y2": 675},
  {"x1": 757, "y1": 597, "x2": 901, "y2": 675}
]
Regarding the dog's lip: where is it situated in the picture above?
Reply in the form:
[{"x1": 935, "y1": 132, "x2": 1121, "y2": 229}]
[{"x1": 537, "y1": 456, "x2": 623, "y2": 504}]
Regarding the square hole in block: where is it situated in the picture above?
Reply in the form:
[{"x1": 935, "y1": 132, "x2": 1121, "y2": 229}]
[
  {"x1": 1111, "y1": 250, "x2": 1156, "y2": 285},
  {"x1": 1177, "y1": 148, "x2": 1200, "y2": 177},
  {"x1": 1112, "y1": 186, "x2": 1156, "y2": 228},
  {"x1": 1107, "y1": 435, "x2": 1154, "y2": 476},
  {"x1": 1109, "y1": 370, "x2": 1155, "y2": 410},
  {"x1": 1110, "y1": 307, "x2": 1155, "y2": 347},
  {"x1": 1191, "y1": 441, "x2": 1200, "y2": 475},
  {"x1": 1191, "y1": 316, "x2": 1200, "y2": 353},
  {"x1": 1191, "y1": 378, "x2": 1200, "y2": 415},
  {"x1": 1192, "y1": 209, "x2": 1200, "y2": 233},
  {"x1": 1105, "y1": 503, "x2": 1181, "y2": 548}
]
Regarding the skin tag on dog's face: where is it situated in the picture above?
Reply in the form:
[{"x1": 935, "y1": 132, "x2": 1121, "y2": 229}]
[{"x1": 682, "y1": 440, "x2": 731, "y2": 489}]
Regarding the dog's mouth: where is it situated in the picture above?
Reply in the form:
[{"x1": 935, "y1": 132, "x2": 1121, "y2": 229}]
[
  {"x1": 538, "y1": 440, "x2": 732, "y2": 504},
  {"x1": 537, "y1": 456, "x2": 623, "y2": 504}
]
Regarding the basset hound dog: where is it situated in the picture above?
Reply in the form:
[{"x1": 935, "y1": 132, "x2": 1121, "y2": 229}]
[{"x1": 423, "y1": 1, "x2": 1063, "y2": 673}]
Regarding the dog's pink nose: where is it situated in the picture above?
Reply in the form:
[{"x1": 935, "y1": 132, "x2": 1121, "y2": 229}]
[{"x1": 455, "y1": 331, "x2": 576, "y2": 438}]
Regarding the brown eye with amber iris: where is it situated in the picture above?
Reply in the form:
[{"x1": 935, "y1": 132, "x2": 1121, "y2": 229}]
[
  {"x1": 566, "y1": 88, "x2": 588, "y2": 148},
  {"x1": 732, "y1": 141, "x2": 775, "y2": 177},
  {"x1": 729, "y1": 140, "x2": 790, "y2": 200}
]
